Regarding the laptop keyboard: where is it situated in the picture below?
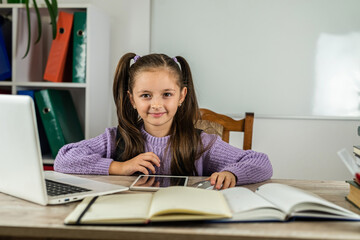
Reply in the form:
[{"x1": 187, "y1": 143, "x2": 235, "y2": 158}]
[{"x1": 45, "y1": 179, "x2": 91, "y2": 196}]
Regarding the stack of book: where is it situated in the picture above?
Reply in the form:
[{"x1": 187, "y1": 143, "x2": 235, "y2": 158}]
[
  {"x1": 344, "y1": 147, "x2": 360, "y2": 209},
  {"x1": 346, "y1": 175, "x2": 360, "y2": 209},
  {"x1": 353, "y1": 145, "x2": 360, "y2": 166},
  {"x1": 339, "y1": 147, "x2": 360, "y2": 209}
]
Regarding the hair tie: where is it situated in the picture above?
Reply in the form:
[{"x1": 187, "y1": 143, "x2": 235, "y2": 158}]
[
  {"x1": 172, "y1": 57, "x2": 178, "y2": 63},
  {"x1": 133, "y1": 55, "x2": 141, "y2": 63}
]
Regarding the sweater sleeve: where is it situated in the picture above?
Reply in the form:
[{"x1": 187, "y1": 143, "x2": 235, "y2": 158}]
[
  {"x1": 53, "y1": 128, "x2": 117, "y2": 175},
  {"x1": 202, "y1": 134, "x2": 273, "y2": 185}
]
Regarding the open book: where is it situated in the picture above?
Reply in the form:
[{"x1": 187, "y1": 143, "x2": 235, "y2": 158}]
[
  {"x1": 220, "y1": 183, "x2": 360, "y2": 222},
  {"x1": 64, "y1": 186, "x2": 232, "y2": 225},
  {"x1": 65, "y1": 183, "x2": 360, "y2": 225}
]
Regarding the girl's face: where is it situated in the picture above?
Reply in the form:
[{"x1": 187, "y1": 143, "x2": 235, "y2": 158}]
[{"x1": 128, "y1": 68, "x2": 187, "y2": 137}]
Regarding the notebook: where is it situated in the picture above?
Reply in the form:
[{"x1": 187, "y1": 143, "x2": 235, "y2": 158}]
[{"x1": 0, "y1": 94, "x2": 128, "y2": 205}]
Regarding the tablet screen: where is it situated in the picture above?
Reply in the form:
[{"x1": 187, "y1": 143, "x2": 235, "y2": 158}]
[{"x1": 130, "y1": 175, "x2": 188, "y2": 191}]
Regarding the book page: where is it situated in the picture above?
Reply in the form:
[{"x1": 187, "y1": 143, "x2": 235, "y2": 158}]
[
  {"x1": 149, "y1": 186, "x2": 231, "y2": 221},
  {"x1": 256, "y1": 183, "x2": 359, "y2": 218},
  {"x1": 70, "y1": 193, "x2": 153, "y2": 224},
  {"x1": 221, "y1": 187, "x2": 286, "y2": 221}
]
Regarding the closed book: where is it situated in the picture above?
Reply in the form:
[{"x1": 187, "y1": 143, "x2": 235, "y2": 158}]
[
  {"x1": 72, "y1": 12, "x2": 87, "y2": 83},
  {"x1": 43, "y1": 11, "x2": 74, "y2": 82},
  {"x1": 346, "y1": 180, "x2": 360, "y2": 210},
  {"x1": 34, "y1": 89, "x2": 84, "y2": 158},
  {"x1": 0, "y1": 24, "x2": 11, "y2": 80},
  {"x1": 17, "y1": 90, "x2": 51, "y2": 155}
]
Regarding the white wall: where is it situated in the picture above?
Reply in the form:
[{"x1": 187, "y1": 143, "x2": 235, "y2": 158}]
[
  {"x1": 230, "y1": 116, "x2": 359, "y2": 181},
  {"x1": 151, "y1": 0, "x2": 360, "y2": 117}
]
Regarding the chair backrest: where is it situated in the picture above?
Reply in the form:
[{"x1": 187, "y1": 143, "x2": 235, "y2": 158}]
[{"x1": 196, "y1": 108, "x2": 254, "y2": 150}]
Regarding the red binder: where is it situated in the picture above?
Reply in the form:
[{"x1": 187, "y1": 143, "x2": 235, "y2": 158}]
[{"x1": 43, "y1": 11, "x2": 74, "y2": 82}]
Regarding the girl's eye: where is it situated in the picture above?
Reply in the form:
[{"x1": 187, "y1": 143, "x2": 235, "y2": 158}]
[
  {"x1": 140, "y1": 94, "x2": 151, "y2": 98},
  {"x1": 163, "y1": 92, "x2": 173, "y2": 97}
]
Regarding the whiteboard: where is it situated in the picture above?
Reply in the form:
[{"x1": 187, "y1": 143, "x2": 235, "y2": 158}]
[{"x1": 151, "y1": 0, "x2": 360, "y2": 117}]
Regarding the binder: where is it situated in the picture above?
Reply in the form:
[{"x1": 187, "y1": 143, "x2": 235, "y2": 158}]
[
  {"x1": 0, "y1": 25, "x2": 11, "y2": 81},
  {"x1": 18, "y1": 90, "x2": 51, "y2": 156},
  {"x1": 72, "y1": 12, "x2": 87, "y2": 83},
  {"x1": 43, "y1": 11, "x2": 74, "y2": 82},
  {"x1": 34, "y1": 89, "x2": 84, "y2": 158}
]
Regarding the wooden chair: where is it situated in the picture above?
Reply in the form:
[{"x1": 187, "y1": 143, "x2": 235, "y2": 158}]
[{"x1": 196, "y1": 108, "x2": 254, "y2": 150}]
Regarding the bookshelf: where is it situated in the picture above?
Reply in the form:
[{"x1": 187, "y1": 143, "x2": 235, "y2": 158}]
[{"x1": 0, "y1": 4, "x2": 111, "y2": 164}]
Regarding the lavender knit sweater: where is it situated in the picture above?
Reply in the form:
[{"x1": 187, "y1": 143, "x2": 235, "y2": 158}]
[{"x1": 54, "y1": 127, "x2": 273, "y2": 185}]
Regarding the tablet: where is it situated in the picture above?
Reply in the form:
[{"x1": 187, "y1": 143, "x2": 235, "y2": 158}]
[{"x1": 129, "y1": 175, "x2": 188, "y2": 191}]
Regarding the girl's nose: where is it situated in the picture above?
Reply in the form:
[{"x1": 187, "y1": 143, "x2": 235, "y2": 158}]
[
  {"x1": 150, "y1": 97, "x2": 163, "y2": 109},
  {"x1": 151, "y1": 103, "x2": 162, "y2": 109}
]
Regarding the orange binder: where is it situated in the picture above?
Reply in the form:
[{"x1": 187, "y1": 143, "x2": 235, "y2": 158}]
[{"x1": 43, "y1": 11, "x2": 74, "y2": 82}]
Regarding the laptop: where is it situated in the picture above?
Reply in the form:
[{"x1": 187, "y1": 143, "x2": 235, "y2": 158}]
[{"x1": 0, "y1": 94, "x2": 128, "y2": 205}]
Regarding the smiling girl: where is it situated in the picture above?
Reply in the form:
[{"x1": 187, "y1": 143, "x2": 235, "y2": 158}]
[{"x1": 54, "y1": 53, "x2": 272, "y2": 189}]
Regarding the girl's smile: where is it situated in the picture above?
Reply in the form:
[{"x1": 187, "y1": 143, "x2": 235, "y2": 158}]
[{"x1": 148, "y1": 112, "x2": 167, "y2": 118}]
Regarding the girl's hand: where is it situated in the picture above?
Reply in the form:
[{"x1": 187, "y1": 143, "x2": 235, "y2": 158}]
[
  {"x1": 207, "y1": 171, "x2": 236, "y2": 190},
  {"x1": 109, "y1": 152, "x2": 160, "y2": 175}
]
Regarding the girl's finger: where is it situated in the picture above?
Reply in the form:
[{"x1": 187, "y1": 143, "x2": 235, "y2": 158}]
[
  {"x1": 215, "y1": 174, "x2": 225, "y2": 190},
  {"x1": 136, "y1": 166, "x2": 149, "y2": 175},
  {"x1": 230, "y1": 179, "x2": 236, "y2": 188},
  {"x1": 143, "y1": 152, "x2": 161, "y2": 165},
  {"x1": 210, "y1": 172, "x2": 219, "y2": 185},
  {"x1": 139, "y1": 161, "x2": 156, "y2": 174},
  {"x1": 221, "y1": 176, "x2": 231, "y2": 189},
  {"x1": 142, "y1": 153, "x2": 161, "y2": 167}
]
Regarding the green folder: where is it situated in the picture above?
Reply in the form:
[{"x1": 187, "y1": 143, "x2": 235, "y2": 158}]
[
  {"x1": 17, "y1": 90, "x2": 51, "y2": 156},
  {"x1": 72, "y1": 12, "x2": 87, "y2": 83},
  {"x1": 35, "y1": 89, "x2": 84, "y2": 158}
]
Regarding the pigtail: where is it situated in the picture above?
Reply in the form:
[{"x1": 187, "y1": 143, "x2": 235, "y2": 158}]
[
  {"x1": 113, "y1": 53, "x2": 134, "y2": 104},
  {"x1": 113, "y1": 52, "x2": 144, "y2": 162},
  {"x1": 169, "y1": 56, "x2": 202, "y2": 176},
  {"x1": 175, "y1": 56, "x2": 200, "y2": 123}
]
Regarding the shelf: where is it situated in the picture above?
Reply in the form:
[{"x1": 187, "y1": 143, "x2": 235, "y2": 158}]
[
  {"x1": 15, "y1": 82, "x2": 87, "y2": 88},
  {"x1": 0, "y1": 82, "x2": 12, "y2": 86},
  {"x1": 0, "y1": 4, "x2": 111, "y2": 164}
]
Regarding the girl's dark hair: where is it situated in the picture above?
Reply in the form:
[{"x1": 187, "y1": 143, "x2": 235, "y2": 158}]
[{"x1": 113, "y1": 53, "x2": 203, "y2": 175}]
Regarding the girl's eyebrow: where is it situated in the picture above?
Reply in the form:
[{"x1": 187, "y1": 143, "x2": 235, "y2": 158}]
[
  {"x1": 136, "y1": 89, "x2": 176, "y2": 93},
  {"x1": 136, "y1": 90, "x2": 151, "y2": 94}
]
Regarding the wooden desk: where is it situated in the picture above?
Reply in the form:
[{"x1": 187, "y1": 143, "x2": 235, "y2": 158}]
[{"x1": 0, "y1": 177, "x2": 359, "y2": 240}]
